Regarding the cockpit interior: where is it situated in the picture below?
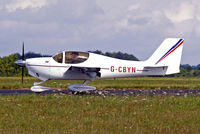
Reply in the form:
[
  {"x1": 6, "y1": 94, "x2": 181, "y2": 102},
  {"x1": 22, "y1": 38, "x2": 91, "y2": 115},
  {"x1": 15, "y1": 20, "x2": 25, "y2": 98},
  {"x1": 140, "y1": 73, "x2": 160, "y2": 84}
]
[{"x1": 53, "y1": 51, "x2": 89, "y2": 64}]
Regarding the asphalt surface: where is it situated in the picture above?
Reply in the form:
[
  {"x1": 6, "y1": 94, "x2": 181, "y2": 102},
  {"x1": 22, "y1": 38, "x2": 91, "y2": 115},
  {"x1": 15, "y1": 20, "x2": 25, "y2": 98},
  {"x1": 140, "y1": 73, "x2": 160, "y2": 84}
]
[{"x1": 0, "y1": 89, "x2": 200, "y2": 96}]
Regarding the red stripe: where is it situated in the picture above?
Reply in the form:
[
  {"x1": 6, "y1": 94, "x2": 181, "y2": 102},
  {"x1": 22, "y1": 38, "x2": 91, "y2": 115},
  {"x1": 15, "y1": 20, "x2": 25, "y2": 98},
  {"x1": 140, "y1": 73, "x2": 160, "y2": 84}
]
[
  {"x1": 158, "y1": 40, "x2": 184, "y2": 63},
  {"x1": 137, "y1": 70, "x2": 149, "y2": 72},
  {"x1": 27, "y1": 64, "x2": 109, "y2": 70},
  {"x1": 28, "y1": 64, "x2": 70, "y2": 68}
]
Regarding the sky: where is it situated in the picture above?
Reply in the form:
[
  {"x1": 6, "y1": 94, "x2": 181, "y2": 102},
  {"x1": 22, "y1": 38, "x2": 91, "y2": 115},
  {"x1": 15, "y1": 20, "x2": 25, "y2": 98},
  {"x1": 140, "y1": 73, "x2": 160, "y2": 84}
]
[{"x1": 0, "y1": 0, "x2": 199, "y2": 65}]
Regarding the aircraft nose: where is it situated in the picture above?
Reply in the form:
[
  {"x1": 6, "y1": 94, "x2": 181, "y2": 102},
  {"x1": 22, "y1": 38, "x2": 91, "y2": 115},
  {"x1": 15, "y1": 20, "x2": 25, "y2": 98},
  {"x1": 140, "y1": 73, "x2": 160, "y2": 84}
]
[{"x1": 15, "y1": 60, "x2": 26, "y2": 66}]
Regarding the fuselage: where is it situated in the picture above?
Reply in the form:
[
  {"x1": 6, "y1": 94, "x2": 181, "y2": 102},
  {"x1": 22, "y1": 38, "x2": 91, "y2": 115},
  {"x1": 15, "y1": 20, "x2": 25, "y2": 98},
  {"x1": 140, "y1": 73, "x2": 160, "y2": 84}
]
[
  {"x1": 25, "y1": 51, "x2": 151, "y2": 81},
  {"x1": 15, "y1": 38, "x2": 184, "y2": 90}
]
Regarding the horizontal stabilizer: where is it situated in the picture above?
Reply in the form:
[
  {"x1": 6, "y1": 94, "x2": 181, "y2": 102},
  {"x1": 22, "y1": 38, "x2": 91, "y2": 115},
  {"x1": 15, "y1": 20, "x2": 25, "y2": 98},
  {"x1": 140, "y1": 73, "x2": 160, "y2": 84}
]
[{"x1": 144, "y1": 66, "x2": 168, "y2": 76}]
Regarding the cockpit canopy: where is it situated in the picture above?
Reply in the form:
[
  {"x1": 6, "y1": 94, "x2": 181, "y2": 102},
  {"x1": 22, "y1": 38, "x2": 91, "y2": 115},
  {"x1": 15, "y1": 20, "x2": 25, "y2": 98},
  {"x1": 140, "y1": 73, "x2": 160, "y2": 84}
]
[
  {"x1": 53, "y1": 51, "x2": 89, "y2": 64},
  {"x1": 53, "y1": 53, "x2": 63, "y2": 63}
]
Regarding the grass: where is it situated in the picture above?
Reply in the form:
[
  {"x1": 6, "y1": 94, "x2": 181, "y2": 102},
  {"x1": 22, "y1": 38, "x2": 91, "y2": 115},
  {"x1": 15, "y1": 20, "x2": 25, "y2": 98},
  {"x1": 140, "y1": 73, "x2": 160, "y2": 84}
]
[
  {"x1": 0, "y1": 95, "x2": 200, "y2": 133},
  {"x1": 1, "y1": 77, "x2": 200, "y2": 133},
  {"x1": 0, "y1": 77, "x2": 200, "y2": 89}
]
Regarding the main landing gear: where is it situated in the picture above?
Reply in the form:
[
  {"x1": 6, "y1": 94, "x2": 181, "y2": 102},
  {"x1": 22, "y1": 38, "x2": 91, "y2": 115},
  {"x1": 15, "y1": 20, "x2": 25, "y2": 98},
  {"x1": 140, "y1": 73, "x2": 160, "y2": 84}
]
[
  {"x1": 67, "y1": 80, "x2": 96, "y2": 92},
  {"x1": 30, "y1": 80, "x2": 96, "y2": 93}
]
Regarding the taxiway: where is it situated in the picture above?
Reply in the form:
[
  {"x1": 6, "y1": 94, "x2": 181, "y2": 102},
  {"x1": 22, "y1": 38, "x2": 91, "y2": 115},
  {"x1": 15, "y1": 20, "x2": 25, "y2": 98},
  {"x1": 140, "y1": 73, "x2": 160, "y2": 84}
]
[{"x1": 0, "y1": 89, "x2": 199, "y2": 96}]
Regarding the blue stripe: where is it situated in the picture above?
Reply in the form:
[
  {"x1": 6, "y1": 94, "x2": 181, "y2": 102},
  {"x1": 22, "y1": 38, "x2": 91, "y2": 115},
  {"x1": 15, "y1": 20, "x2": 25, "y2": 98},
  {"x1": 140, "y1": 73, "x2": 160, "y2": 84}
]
[{"x1": 156, "y1": 39, "x2": 182, "y2": 64}]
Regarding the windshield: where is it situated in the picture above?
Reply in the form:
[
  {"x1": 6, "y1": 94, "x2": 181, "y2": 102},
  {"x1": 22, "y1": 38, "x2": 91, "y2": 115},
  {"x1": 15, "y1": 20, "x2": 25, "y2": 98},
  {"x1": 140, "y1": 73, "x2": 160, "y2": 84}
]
[
  {"x1": 65, "y1": 52, "x2": 89, "y2": 64},
  {"x1": 53, "y1": 53, "x2": 63, "y2": 63}
]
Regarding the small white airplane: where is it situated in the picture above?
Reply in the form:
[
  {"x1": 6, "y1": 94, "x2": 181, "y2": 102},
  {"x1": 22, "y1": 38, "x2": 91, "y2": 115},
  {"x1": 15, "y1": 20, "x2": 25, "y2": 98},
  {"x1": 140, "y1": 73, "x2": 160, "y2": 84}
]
[{"x1": 15, "y1": 38, "x2": 184, "y2": 92}]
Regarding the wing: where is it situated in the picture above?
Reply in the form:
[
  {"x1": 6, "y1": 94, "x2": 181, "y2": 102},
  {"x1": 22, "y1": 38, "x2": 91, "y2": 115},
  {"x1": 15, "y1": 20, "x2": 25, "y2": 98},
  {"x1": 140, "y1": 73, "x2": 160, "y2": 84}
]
[{"x1": 67, "y1": 66, "x2": 101, "y2": 80}]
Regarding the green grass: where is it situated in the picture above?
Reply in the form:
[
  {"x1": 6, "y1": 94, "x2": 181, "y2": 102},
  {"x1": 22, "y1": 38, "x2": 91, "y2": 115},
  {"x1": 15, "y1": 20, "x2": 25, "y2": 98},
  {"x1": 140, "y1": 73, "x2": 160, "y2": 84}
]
[
  {"x1": 0, "y1": 77, "x2": 200, "y2": 89},
  {"x1": 1, "y1": 77, "x2": 200, "y2": 133},
  {"x1": 0, "y1": 95, "x2": 200, "y2": 133}
]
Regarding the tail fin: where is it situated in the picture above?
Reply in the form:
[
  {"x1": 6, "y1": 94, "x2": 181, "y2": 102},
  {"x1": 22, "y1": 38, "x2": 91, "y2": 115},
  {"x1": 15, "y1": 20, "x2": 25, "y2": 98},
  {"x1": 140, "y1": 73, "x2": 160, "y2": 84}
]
[{"x1": 145, "y1": 38, "x2": 184, "y2": 75}]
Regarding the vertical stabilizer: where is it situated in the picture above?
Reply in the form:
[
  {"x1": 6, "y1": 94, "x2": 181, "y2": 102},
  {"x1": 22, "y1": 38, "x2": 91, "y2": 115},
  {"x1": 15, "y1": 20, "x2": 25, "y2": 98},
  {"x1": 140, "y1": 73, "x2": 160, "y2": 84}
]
[{"x1": 146, "y1": 38, "x2": 184, "y2": 75}]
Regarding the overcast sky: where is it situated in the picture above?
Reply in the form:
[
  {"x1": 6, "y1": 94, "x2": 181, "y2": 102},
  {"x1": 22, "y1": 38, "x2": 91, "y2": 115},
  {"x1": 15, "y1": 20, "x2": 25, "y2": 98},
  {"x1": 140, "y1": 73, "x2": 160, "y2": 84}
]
[{"x1": 0, "y1": 0, "x2": 199, "y2": 65}]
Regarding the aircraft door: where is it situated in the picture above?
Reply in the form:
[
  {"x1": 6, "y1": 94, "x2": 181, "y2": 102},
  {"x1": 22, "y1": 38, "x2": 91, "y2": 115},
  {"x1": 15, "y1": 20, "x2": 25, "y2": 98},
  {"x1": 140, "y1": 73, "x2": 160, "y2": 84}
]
[{"x1": 49, "y1": 52, "x2": 67, "y2": 79}]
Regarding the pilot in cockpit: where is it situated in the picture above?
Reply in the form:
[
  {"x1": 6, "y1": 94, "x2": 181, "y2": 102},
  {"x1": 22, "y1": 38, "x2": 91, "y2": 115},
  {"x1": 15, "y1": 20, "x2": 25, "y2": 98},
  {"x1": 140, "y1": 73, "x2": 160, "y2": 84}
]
[{"x1": 71, "y1": 52, "x2": 79, "y2": 63}]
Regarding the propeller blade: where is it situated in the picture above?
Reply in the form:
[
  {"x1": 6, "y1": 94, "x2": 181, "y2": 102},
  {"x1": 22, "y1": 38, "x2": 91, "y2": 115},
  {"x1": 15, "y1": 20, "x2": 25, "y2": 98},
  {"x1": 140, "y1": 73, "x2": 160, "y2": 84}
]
[{"x1": 22, "y1": 42, "x2": 25, "y2": 60}]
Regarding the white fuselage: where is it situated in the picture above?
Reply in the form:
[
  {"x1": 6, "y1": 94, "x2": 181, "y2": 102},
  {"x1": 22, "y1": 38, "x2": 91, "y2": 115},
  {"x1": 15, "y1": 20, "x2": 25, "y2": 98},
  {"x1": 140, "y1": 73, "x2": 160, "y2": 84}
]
[
  {"x1": 25, "y1": 52, "x2": 155, "y2": 81},
  {"x1": 15, "y1": 38, "x2": 184, "y2": 92}
]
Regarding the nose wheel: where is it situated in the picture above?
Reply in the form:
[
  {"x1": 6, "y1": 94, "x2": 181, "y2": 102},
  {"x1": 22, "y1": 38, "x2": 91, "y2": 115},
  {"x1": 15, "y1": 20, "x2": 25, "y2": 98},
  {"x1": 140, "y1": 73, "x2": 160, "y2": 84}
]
[{"x1": 30, "y1": 80, "x2": 51, "y2": 93}]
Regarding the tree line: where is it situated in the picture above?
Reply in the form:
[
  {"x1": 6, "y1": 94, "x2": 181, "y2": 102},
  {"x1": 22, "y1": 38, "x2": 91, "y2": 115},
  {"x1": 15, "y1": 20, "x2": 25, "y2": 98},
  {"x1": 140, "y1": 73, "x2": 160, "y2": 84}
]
[
  {"x1": 175, "y1": 64, "x2": 200, "y2": 77},
  {"x1": 0, "y1": 51, "x2": 199, "y2": 77}
]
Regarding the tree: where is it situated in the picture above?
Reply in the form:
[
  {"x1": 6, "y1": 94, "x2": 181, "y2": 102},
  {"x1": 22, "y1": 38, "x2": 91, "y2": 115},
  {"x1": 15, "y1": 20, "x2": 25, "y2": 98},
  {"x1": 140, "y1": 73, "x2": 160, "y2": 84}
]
[
  {"x1": 0, "y1": 53, "x2": 21, "y2": 76},
  {"x1": 89, "y1": 50, "x2": 139, "y2": 61}
]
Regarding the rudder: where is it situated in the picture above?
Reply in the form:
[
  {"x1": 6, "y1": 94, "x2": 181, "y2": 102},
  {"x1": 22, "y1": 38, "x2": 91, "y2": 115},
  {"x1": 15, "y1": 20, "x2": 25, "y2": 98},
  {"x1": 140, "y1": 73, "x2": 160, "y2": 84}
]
[{"x1": 145, "y1": 38, "x2": 184, "y2": 75}]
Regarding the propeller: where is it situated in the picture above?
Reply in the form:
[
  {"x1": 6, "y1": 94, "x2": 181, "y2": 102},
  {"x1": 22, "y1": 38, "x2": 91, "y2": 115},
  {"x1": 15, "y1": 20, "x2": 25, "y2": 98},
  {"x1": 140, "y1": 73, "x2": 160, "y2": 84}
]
[
  {"x1": 15, "y1": 42, "x2": 26, "y2": 84},
  {"x1": 22, "y1": 43, "x2": 24, "y2": 84}
]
